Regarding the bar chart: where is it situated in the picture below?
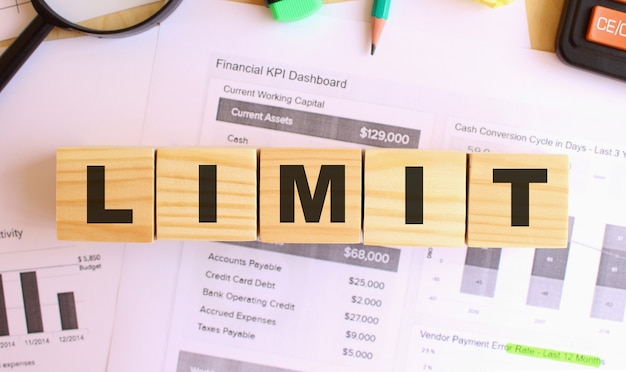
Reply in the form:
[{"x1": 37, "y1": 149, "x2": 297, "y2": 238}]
[
  {"x1": 0, "y1": 244, "x2": 124, "y2": 371},
  {"x1": 411, "y1": 217, "x2": 625, "y2": 370},
  {"x1": 0, "y1": 264, "x2": 83, "y2": 336},
  {"x1": 0, "y1": 271, "x2": 80, "y2": 336}
]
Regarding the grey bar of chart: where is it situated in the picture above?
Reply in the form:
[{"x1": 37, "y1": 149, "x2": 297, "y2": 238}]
[
  {"x1": 460, "y1": 248, "x2": 502, "y2": 297},
  {"x1": 20, "y1": 271, "x2": 44, "y2": 333},
  {"x1": 591, "y1": 224, "x2": 626, "y2": 322},
  {"x1": 0, "y1": 275, "x2": 8, "y2": 336},
  {"x1": 58, "y1": 292, "x2": 79, "y2": 330},
  {"x1": 526, "y1": 217, "x2": 574, "y2": 309}
]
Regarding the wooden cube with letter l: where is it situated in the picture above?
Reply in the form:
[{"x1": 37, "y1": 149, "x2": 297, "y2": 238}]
[
  {"x1": 259, "y1": 148, "x2": 362, "y2": 243},
  {"x1": 156, "y1": 147, "x2": 257, "y2": 241},
  {"x1": 466, "y1": 153, "x2": 569, "y2": 248},
  {"x1": 56, "y1": 147, "x2": 155, "y2": 242},
  {"x1": 363, "y1": 149, "x2": 467, "y2": 247}
]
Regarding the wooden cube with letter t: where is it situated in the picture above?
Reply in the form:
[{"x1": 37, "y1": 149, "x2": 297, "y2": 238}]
[
  {"x1": 155, "y1": 147, "x2": 257, "y2": 241},
  {"x1": 466, "y1": 153, "x2": 569, "y2": 248},
  {"x1": 363, "y1": 149, "x2": 467, "y2": 247},
  {"x1": 56, "y1": 147, "x2": 155, "y2": 242},
  {"x1": 259, "y1": 148, "x2": 362, "y2": 243}
]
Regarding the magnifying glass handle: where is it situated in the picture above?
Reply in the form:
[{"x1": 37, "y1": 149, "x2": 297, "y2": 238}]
[{"x1": 0, "y1": 15, "x2": 54, "y2": 93}]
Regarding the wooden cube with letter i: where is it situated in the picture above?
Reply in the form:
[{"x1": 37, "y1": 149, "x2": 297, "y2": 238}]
[
  {"x1": 466, "y1": 153, "x2": 569, "y2": 248},
  {"x1": 155, "y1": 147, "x2": 257, "y2": 241},
  {"x1": 56, "y1": 147, "x2": 155, "y2": 242},
  {"x1": 259, "y1": 148, "x2": 362, "y2": 243},
  {"x1": 363, "y1": 149, "x2": 467, "y2": 247}
]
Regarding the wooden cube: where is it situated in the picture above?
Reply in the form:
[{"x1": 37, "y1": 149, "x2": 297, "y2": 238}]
[
  {"x1": 466, "y1": 153, "x2": 569, "y2": 248},
  {"x1": 56, "y1": 147, "x2": 155, "y2": 242},
  {"x1": 156, "y1": 148, "x2": 257, "y2": 241},
  {"x1": 363, "y1": 150, "x2": 466, "y2": 247},
  {"x1": 259, "y1": 148, "x2": 361, "y2": 243}
]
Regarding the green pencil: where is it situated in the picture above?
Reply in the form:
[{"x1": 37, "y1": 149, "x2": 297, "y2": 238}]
[{"x1": 371, "y1": 0, "x2": 391, "y2": 55}]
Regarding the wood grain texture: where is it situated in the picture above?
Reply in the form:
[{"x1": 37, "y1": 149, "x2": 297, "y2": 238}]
[
  {"x1": 466, "y1": 153, "x2": 569, "y2": 248},
  {"x1": 259, "y1": 148, "x2": 362, "y2": 243},
  {"x1": 155, "y1": 147, "x2": 257, "y2": 241},
  {"x1": 56, "y1": 147, "x2": 155, "y2": 242},
  {"x1": 363, "y1": 149, "x2": 466, "y2": 247}
]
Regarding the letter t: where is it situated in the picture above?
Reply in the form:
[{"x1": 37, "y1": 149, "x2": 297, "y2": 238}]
[{"x1": 493, "y1": 169, "x2": 548, "y2": 226}]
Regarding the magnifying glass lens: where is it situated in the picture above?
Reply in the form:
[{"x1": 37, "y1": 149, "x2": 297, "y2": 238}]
[
  {"x1": 0, "y1": 0, "x2": 180, "y2": 93},
  {"x1": 42, "y1": 0, "x2": 169, "y2": 32}
]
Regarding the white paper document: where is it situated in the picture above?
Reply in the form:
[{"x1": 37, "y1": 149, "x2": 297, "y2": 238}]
[
  {"x1": 0, "y1": 26, "x2": 160, "y2": 372},
  {"x1": 131, "y1": 1, "x2": 626, "y2": 371},
  {"x1": 1, "y1": 0, "x2": 626, "y2": 371},
  {"x1": 155, "y1": 63, "x2": 626, "y2": 372}
]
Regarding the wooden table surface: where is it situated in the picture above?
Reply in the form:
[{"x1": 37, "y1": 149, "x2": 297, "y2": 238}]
[{"x1": 525, "y1": 0, "x2": 564, "y2": 52}]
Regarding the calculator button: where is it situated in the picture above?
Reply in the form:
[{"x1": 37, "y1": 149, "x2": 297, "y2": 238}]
[{"x1": 586, "y1": 6, "x2": 626, "y2": 51}]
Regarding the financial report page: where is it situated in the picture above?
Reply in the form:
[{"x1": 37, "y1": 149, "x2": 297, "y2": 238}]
[{"x1": 107, "y1": 1, "x2": 626, "y2": 370}]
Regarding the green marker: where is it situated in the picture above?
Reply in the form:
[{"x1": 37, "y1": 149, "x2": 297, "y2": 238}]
[{"x1": 267, "y1": 0, "x2": 323, "y2": 22}]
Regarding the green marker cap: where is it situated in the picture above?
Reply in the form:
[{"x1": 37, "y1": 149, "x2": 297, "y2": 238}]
[{"x1": 267, "y1": 0, "x2": 323, "y2": 22}]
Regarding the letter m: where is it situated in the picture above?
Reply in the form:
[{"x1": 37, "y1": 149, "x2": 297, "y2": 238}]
[{"x1": 280, "y1": 165, "x2": 345, "y2": 223}]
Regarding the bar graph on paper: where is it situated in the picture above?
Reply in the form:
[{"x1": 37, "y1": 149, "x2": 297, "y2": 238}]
[
  {"x1": 417, "y1": 216, "x2": 626, "y2": 325},
  {"x1": 0, "y1": 267, "x2": 80, "y2": 337},
  {"x1": 0, "y1": 0, "x2": 35, "y2": 43},
  {"x1": 0, "y1": 245, "x2": 124, "y2": 371}
]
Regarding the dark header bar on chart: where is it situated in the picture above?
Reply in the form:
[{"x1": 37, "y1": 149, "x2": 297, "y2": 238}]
[
  {"x1": 233, "y1": 241, "x2": 401, "y2": 273},
  {"x1": 216, "y1": 98, "x2": 421, "y2": 148}
]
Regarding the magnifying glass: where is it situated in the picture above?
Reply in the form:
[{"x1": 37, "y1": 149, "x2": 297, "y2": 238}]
[{"x1": 0, "y1": 0, "x2": 182, "y2": 93}]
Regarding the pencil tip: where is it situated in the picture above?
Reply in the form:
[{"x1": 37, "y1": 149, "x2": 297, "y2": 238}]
[{"x1": 371, "y1": 44, "x2": 376, "y2": 55}]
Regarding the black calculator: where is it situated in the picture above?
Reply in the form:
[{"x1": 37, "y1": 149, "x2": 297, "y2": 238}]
[{"x1": 557, "y1": 0, "x2": 626, "y2": 80}]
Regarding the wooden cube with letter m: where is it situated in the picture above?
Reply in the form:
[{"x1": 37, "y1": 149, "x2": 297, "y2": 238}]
[{"x1": 259, "y1": 148, "x2": 362, "y2": 243}]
